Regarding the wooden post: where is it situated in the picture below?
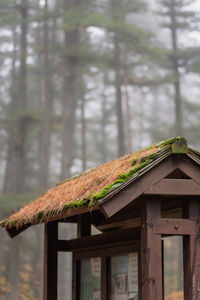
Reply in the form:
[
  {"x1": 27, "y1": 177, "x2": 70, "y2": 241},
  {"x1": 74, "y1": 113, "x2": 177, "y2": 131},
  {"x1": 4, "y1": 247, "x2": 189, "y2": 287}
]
[
  {"x1": 77, "y1": 214, "x2": 91, "y2": 238},
  {"x1": 140, "y1": 198, "x2": 163, "y2": 300},
  {"x1": 72, "y1": 214, "x2": 91, "y2": 300},
  {"x1": 43, "y1": 221, "x2": 58, "y2": 300},
  {"x1": 183, "y1": 199, "x2": 200, "y2": 300}
]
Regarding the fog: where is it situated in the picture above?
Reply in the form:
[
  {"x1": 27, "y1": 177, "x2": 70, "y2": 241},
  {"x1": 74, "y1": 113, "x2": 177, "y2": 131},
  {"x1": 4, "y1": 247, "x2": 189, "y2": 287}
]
[{"x1": 0, "y1": 0, "x2": 200, "y2": 299}]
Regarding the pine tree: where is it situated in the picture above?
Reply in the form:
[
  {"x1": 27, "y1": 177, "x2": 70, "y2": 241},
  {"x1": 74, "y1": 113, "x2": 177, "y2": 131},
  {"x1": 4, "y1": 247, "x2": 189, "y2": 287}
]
[{"x1": 157, "y1": 0, "x2": 199, "y2": 135}]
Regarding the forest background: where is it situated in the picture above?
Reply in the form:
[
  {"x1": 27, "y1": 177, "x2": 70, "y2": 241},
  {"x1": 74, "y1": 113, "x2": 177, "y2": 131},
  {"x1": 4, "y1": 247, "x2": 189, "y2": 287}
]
[{"x1": 0, "y1": 0, "x2": 200, "y2": 299}]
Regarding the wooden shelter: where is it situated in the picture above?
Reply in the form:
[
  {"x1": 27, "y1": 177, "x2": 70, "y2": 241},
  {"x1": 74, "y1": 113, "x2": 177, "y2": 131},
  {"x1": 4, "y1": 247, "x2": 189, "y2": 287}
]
[{"x1": 1, "y1": 137, "x2": 200, "y2": 300}]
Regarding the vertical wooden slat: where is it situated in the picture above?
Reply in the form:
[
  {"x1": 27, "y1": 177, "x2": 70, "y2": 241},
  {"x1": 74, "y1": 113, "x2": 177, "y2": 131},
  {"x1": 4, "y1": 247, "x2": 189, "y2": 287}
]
[
  {"x1": 73, "y1": 214, "x2": 91, "y2": 300},
  {"x1": 138, "y1": 250, "x2": 141, "y2": 300},
  {"x1": 140, "y1": 198, "x2": 163, "y2": 300},
  {"x1": 43, "y1": 221, "x2": 58, "y2": 300},
  {"x1": 77, "y1": 214, "x2": 91, "y2": 238},
  {"x1": 101, "y1": 256, "x2": 108, "y2": 300},
  {"x1": 72, "y1": 255, "x2": 76, "y2": 300},
  {"x1": 162, "y1": 239, "x2": 164, "y2": 300},
  {"x1": 183, "y1": 199, "x2": 200, "y2": 300},
  {"x1": 74, "y1": 259, "x2": 81, "y2": 300}
]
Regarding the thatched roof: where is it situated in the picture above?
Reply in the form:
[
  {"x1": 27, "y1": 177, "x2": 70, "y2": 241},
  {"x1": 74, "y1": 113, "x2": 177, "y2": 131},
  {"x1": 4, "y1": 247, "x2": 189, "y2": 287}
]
[{"x1": 0, "y1": 137, "x2": 191, "y2": 233}]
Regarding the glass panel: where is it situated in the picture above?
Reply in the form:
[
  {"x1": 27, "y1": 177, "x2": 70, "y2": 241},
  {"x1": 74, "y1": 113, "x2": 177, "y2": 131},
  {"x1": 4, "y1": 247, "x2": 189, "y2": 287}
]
[
  {"x1": 58, "y1": 252, "x2": 72, "y2": 300},
  {"x1": 110, "y1": 253, "x2": 138, "y2": 300},
  {"x1": 164, "y1": 236, "x2": 184, "y2": 300},
  {"x1": 80, "y1": 257, "x2": 101, "y2": 300},
  {"x1": 91, "y1": 225, "x2": 101, "y2": 235},
  {"x1": 58, "y1": 223, "x2": 77, "y2": 240}
]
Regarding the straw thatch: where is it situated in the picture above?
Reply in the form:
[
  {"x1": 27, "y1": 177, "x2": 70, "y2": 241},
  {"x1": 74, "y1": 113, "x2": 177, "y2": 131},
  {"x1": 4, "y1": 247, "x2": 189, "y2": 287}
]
[{"x1": 0, "y1": 137, "x2": 184, "y2": 230}]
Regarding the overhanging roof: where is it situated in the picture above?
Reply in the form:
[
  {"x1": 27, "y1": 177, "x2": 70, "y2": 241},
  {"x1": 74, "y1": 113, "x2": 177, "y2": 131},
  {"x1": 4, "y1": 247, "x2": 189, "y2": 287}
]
[{"x1": 1, "y1": 137, "x2": 200, "y2": 237}]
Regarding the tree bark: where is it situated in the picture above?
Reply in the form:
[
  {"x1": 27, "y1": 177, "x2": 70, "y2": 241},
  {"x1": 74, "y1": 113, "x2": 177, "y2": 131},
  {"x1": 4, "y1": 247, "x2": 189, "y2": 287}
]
[{"x1": 3, "y1": 2, "x2": 28, "y2": 299}]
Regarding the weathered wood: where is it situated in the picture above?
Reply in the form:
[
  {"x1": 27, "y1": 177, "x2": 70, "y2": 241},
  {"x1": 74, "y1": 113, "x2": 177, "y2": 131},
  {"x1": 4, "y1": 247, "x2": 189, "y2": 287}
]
[
  {"x1": 154, "y1": 218, "x2": 197, "y2": 235},
  {"x1": 183, "y1": 199, "x2": 200, "y2": 300},
  {"x1": 98, "y1": 217, "x2": 140, "y2": 231},
  {"x1": 74, "y1": 241, "x2": 140, "y2": 260},
  {"x1": 144, "y1": 178, "x2": 200, "y2": 196},
  {"x1": 140, "y1": 198, "x2": 163, "y2": 300},
  {"x1": 101, "y1": 256, "x2": 108, "y2": 300},
  {"x1": 101, "y1": 156, "x2": 178, "y2": 217},
  {"x1": 72, "y1": 258, "x2": 80, "y2": 300},
  {"x1": 43, "y1": 222, "x2": 58, "y2": 300},
  {"x1": 58, "y1": 227, "x2": 140, "y2": 252},
  {"x1": 178, "y1": 156, "x2": 200, "y2": 185},
  {"x1": 77, "y1": 214, "x2": 91, "y2": 238}
]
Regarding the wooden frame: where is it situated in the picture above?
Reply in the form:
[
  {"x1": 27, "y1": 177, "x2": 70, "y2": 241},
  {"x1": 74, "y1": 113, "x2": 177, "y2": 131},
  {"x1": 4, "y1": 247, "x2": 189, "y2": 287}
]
[
  {"x1": 140, "y1": 198, "x2": 163, "y2": 299},
  {"x1": 43, "y1": 222, "x2": 58, "y2": 300},
  {"x1": 73, "y1": 241, "x2": 140, "y2": 300},
  {"x1": 42, "y1": 153, "x2": 200, "y2": 300}
]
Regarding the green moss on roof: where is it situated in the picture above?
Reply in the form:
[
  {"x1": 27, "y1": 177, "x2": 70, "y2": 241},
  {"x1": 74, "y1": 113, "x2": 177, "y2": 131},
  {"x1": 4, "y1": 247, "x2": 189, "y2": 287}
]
[{"x1": 0, "y1": 137, "x2": 189, "y2": 230}]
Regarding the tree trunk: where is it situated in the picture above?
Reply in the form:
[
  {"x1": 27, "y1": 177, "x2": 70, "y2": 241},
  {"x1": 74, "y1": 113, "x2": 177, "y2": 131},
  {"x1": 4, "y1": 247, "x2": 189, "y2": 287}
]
[
  {"x1": 170, "y1": 0, "x2": 182, "y2": 136},
  {"x1": 4, "y1": 2, "x2": 28, "y2": 299},
  {"x1": 80, "y1": 94, "x2": 86, "y2": 172},
  {"x1": 111, "y1": 0, "x2": 125, "y2": 156},
  {"x1": 39, "y1": 0, "x2": 52, "y2": 190},
  {"x1": 100, "y1": 74, "x2": 108, "y2": 164},
  {"x1": 61, "y1": 0, "x2": 80, "y2": 180},
  {"x1": 3, "y1": 26, "x2": 17, "y2": 194},
  {"x1": 123, "y1": 44, "x2": 132, "y2": 152}
]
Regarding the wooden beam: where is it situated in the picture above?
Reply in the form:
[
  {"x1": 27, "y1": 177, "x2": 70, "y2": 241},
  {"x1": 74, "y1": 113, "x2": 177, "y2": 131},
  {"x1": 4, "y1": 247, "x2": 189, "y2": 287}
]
[
  {"x1": 58, "y1": 227, "x2": 140, "y2": 252},
  {"x1": 101, "y1": 257, "x2": 108, "y2": 300},
  {"x1": 144, "y1": 178, "x2": 200, "y2": 196},
  {"x1": 98, "y1": 217, "x2": 140, "y2": 231},
  {"x1": 101, "y1": 156, "x2": 178, "y2": 217},
  {"x1": 77, "y1": 214, "x2": 91, "y2": 238},
  {"x1": 154, "y1": 218, "x2": 198, "y2": 235},
  {"x1": 140, "y1": 198, "x2": 163, "y2": 300},
  {"x1": 177, "y1": 156, "x2": 200, "y2": 186},
  {"x1": 183, "y1": 199, "x2": 200, "y2": 300},
  {"x1": 43, "y1": 222, "x2": 58, "y2": 300}
]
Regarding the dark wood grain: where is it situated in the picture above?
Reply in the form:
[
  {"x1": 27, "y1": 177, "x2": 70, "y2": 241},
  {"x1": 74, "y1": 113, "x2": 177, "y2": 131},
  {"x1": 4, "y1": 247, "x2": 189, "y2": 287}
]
[
  {"x1": 140, "y1": 198, "x2": 163, "y2": 300},
  {"x1": 43, "y1": 221, "x2": 58, "y2": 300}
]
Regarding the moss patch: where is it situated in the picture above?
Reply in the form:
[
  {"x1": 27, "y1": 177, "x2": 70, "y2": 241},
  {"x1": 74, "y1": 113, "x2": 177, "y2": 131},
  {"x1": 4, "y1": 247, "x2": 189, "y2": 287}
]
[
  {"x1": 131, "y1": 159, "x2": 137, "y2": 166},
  {"x1": 172, "y1": 137, "x2": 188, "y2": 154}
]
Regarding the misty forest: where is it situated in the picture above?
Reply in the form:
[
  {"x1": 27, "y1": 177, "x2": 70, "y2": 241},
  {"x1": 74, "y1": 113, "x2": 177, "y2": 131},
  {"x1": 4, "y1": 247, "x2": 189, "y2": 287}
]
[{"x1": 0, "y1": 0, "x2": 200, "y2": 299}]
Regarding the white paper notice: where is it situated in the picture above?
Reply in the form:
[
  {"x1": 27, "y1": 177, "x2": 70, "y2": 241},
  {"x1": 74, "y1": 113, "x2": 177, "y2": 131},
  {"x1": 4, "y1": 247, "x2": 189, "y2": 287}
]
[{"x1": 128, "y1": 253, "x2": 138, "y2": 293}]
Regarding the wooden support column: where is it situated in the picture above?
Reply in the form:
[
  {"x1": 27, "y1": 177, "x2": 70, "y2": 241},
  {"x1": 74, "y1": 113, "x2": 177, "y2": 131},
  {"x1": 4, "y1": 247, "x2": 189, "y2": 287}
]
[
  {"x1": 183, "y1": 199, "x2": 200, "y2": 300},
  {"x1": 140, "y1": 198, "x2": 163, "y2": 300},
  {"x1": 72, "y1": 214, "x2": 91, "y2": 300},
  {"x1": 77, "y1": 214, "x2": 91, "y2": 238},
  {"x1": 43, "y1": 221, "x2": 58, "y2": 300}
]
